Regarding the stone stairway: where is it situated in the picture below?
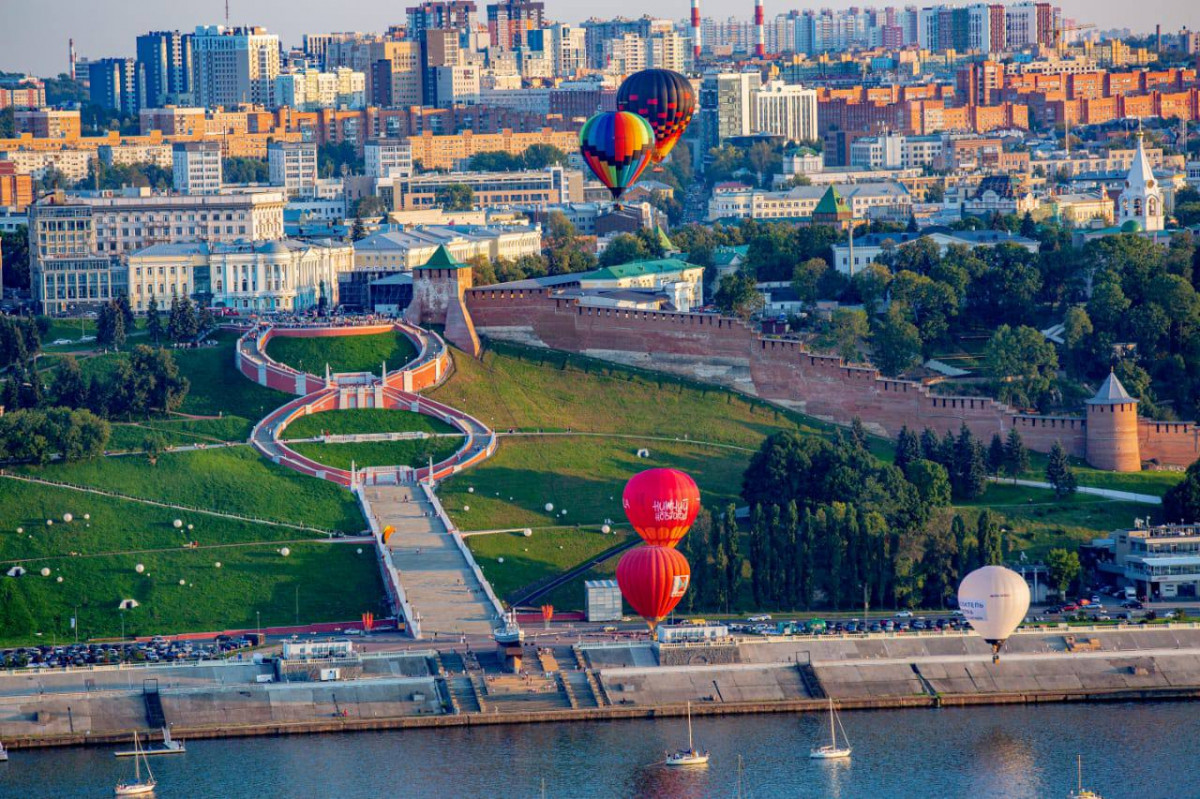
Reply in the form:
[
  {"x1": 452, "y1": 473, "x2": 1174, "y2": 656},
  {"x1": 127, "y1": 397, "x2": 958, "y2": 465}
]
[
  {"x1": 448, "y1": 675, "x2": 482, "y2": 713},
  {"x1": 564, "y1": 670, "x2": 600, "y2": 708}
]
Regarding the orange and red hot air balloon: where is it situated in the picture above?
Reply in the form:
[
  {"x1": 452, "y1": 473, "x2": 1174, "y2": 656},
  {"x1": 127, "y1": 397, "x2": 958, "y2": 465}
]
[
  {"x1": 616, "y1": 545, "x2": 692, "y2": 632},
  {"x1": 622, "y1": 468, "x2": 700, "y2": 548}
]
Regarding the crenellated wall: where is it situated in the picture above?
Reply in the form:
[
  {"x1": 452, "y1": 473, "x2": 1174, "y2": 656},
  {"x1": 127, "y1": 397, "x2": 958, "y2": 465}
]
[{"x1": 463, "y1": 289, "x2": 1200, "y2": 469}]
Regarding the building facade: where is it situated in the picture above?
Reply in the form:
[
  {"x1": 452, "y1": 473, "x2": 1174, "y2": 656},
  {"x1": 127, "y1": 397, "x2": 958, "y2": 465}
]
[
  {"x1": 172, "y1": 141, "x2": 223, "y2": 195},
  {"x1": 754, "y1": 81, "x2": 819, "y2": 144},
  {"x1": 268, "y1": 141, "x2": 319, "y2": 198},
  {"x1": 136, "y1": 30, "x2": 194, "y2": 108},
  {"x1": 191, "y1": 26, "x2": 281, "y2": 108},
  {"x1": 1117, "y1": 130, "x2": 1165, "y2": 232}
]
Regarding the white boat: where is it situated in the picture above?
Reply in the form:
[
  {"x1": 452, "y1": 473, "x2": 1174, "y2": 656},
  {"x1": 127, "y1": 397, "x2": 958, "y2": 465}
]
[
  {"x1": 114, "y1": 733, "x2": 157, "y2": 796},
  {"x1": 0, "y1": 740, "x2": 8, "y2": 762},
  {"x1": 810, "y1": 697, "x2": 852, "y2": 760},
  {"x1": 665, "y1": 702, "x2": 710, "y2": 766},
  {"x1": 116, "y1": 727, "x2": 185, "y2": 757},
  {"x1": 1069, "y1": 754, "x2": 1104, "y2": 799}
]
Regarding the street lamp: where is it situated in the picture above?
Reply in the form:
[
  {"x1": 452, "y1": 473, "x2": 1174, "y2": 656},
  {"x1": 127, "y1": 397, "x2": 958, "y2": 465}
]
[{"x1": 257, "y1": 610, "x2": 262, "y2": 645}]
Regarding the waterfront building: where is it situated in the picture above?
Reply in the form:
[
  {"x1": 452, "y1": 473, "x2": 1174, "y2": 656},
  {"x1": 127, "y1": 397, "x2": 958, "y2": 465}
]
[
  {"x1": 585, "y1": 580, "x2": 622, "y2": 622},
  {"x1": 172, "y1": 141, "x2": 222, "y2": 195},
  {"x1": 1098, "y1": 522, "x2": 1200, "y2": 600}
]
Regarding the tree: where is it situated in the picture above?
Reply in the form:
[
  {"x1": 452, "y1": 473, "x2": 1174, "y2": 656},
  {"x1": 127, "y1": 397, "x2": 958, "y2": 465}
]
[
  {"x1": 790, "y1": 257, "x2": 828, "y2": 308},
  {"x1": 115, "y1": 293, "x2": 134, "y2": 333},
  {"x1": 871, "y1": 303, "x2": 922, "y2": 376},
  {"x1": 1045, "y1": 441, "x2": 1077, "y2": 498},
  {"x1": 906, "y1": 459, "x2": 951, "y2": 509},
  {"x1": 951, "y1": 424, "x2": 988, "y2": 500},
  {"x1": 521, "y1": 144, "x2": 567, "y2": 169},
  {"x1": 851, "y1": 263, "x2": 891, "y2": 315},
  {"x1": 96, "y1": 302, "x2": 126, "y2": 350},
  {"x1": 1163, "y1": 459, "x2": 1200, "y2": 523},
  {"x1": 435, "y1": 183, "x2": 474, "y2": 211},
  {"x1": 816, "y1": 308, "x2": 868, "y2": 362},
  {"x1": 54, "y1": 355, "x2": 87, "y2": 408},
  {"x1": 351, "y1": 213, "x2": 367, "y2": 241},
  {"x1": 1003, "y1": 429, "x2": 1030, "y2": 479},
  {"x1": 976, "y1": 510, "x2": 1003, "y2": 566},
  {"x1": 353, "y1": 195, "x2": 389, "y2": 219},
  {"x1": 894, "y1": 426, "x2": 921, "y2": 475},
  {"x1": 129, "y1": 345, "x2": 190, "y2": 414},
  {"x1": 0, "y1": 227, "x2": 30, "y2": 290},
  {"x1": 223, "y1": 157, "x2": 269, "y2": 184},
  {"x1": 142, "y1": 432, "x2": 167, "y2": 465},
  {"x1": 713, "y1": 271, "x2": 763, "y2": 320},
  {"x1": 1046, "y1": 548, "x2": 1081, "y2": 597},
  {"x1": 145, "y1": 296, "x2": 163, "y2": 343},
  {"x1": 984, "y1": 324, "x2": 1059, "y2": 409},
  {"x1": 167, "y1": 296, "x2": 198, "y2": 343},
  {"x1": 598, "y1": 234, "x2": 648, "y2": 266}
]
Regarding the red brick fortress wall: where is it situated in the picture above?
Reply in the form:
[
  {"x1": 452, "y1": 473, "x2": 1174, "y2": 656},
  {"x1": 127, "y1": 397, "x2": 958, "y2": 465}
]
[{"x1": 464, "y1": 290, "x2": 1199, "y2": 468}]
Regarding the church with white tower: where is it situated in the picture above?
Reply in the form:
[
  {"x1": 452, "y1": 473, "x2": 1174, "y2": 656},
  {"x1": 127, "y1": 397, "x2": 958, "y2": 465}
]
[{"x1": 1117, "y1": 127, "x2": 1165, "y2": 233}]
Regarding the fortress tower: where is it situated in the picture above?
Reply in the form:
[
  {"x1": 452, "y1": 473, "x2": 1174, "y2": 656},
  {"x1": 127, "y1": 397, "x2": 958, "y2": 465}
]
[
  {"x1": 406, "y1": 245, "x2": 480, "y2": 357},
  {"x1": 1085, "y1": 371, "x2": 1141, "y2": 472}
]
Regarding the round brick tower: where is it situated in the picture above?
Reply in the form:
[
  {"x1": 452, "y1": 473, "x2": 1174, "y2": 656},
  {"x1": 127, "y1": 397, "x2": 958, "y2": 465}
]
[{"x1": 1085, "y1": 371, "x2": 1141, "y2": 472}]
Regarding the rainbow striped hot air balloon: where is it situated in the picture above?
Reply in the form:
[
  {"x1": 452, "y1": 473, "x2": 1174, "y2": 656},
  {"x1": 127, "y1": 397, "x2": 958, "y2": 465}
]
[{"x1": 579, "y1": 111, "x2": 656, "y2": 202}]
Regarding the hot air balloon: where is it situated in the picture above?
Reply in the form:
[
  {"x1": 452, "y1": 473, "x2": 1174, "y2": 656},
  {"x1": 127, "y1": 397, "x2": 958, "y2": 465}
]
[
  {"x1": 616, "y1": 69, "x2": 697, "y2": 163},
  {"x1": 957, "y1": 565, "x2": 1031, "y2": 663},
  {"x1": 579, "y1": 111, "x2": 656, "y2": 202},
  {"x1": 622, "y1": 468, "x2": 701, "y2": 548},
  {"x1": 616, "y1": 545, "x2": 691, "y2": 631}
]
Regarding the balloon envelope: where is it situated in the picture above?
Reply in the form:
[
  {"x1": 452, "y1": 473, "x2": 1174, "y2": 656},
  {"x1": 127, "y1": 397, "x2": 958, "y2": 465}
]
[
  {"x1": 616, "y1": 545, "x2": 691, "y2": 629},
  {"x1": 616, "y1": 69, "x2": 697, "y2": 163},
  {"x1": 579, "y1": 111, "x2": 655, "y2": 201},
  {"x1": 622, "y1": 468, "x2": 700, "y2": 548},
  {"x1": 957, "y1": 565, "x2": 1030, "y2": 644}
]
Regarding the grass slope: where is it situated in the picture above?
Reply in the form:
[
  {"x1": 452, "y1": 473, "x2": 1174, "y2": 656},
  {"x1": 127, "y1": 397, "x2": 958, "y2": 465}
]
[
  {"x1": 14, "y1": 448, "x2": 364, "y2": 533},
  {"x1": 430, "y1": 341, "x2": 837, "y2": 449},
  {"x1": 0, "y1": 543, "x2": 383, "y2": 646},
  {"x1": 282, "y1": 409, "x2": 457, "y2": 439},
  {"x1": 288, "y1": 438, "x2": 463, "y2": 470},
  {"x1": 467, "y1": 529, "x2": 633, "y2": 602},
  {"x1": 440, "y1": 435, "x2": 750, "y2": 532},
  {"x1": 266, "y1": 331, "x2": 416, "y2": 376}
]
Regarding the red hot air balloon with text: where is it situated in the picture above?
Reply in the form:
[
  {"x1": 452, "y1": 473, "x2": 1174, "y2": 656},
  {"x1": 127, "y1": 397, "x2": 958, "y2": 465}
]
[
  {"x1": 616, "y1": 545, "x2": 692, "y2": 631},
  {"x1": 622, "y1": 468, "x2": 700, "y2": 548}
]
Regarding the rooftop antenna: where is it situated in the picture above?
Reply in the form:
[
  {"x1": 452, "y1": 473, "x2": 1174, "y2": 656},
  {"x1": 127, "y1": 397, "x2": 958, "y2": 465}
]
[{"x1": 225, "y1": 0, "x2": 230, "y2": 24}]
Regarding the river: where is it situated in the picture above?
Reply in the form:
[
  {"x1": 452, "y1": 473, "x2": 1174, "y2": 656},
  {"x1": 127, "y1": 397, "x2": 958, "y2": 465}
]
[{"x1": 2, "y1": 702, "x2": 1194, "y2": 798}]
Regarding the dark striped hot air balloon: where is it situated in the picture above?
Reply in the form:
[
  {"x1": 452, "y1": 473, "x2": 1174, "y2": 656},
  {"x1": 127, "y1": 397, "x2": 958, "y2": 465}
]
[
  {"x1": 616, "y1": 69, "x2": 697, "y2": 163},
  {"x1": 578, "y1": 110, "x2": 656, "y2": 201}
]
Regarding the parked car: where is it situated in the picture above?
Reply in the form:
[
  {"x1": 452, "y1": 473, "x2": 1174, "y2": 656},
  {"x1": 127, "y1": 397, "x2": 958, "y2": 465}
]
[{"x1": 895, "y1": 610, "x2": 913, "y2": 618}]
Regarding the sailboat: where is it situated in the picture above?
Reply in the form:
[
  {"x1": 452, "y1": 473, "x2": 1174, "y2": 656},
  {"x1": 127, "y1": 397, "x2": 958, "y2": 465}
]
[
  {"x1": 810, "y1": 697, "x2": 852, "y2": 760},
  {"x1": 665, "y1": 701, "x2": 710, "y2": 766},
  {"x1": 114, "y1": 733, "x2": 157, "y2": 796},
  {"x1": 116, "y1": 726, "x2": 185, "y2": 757},
  {"x1": 0, "y1": 739, "x2": 8, "y2": 762},
  {"x1": 1068, "y1": 754, "x2": 1104, "y2": 799}
]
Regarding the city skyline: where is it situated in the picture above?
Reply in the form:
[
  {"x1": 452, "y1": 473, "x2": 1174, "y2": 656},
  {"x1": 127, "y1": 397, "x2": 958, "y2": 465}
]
[{"x1": 0, "y1": 0, "x2": 1192, "y2": 78}]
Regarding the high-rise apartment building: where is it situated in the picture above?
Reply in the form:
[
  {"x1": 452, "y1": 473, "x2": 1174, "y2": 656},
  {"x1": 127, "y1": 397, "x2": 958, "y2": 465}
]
[
  {"x1": 136, "y1": 31, "x2": 193, "y2": 108},
  {"x1": 487, "y1": 1, "x2": 545, "y2": 50},
  {"x1": 173, "y1": 141, "x2": 223, "y2": 195},
  {"x1": 273, "y1": 67, "x2": 366, "y2": 110},
  {"x1": 407, "y1": 1, "x2": 477, "y2": 38},
  {"x1": 368, "y1": 41, "x2": 422, "y2": 108},
  {"x1": 700, "y1": 71, "x2": 761, "y2": 151},
  {"x1": 365, "y1": 139, "x2": 414, "y2": 178},
  {"x1": 89, "y1": 58, "x2": 141, "y2": 115},
  {"x1": 191, "y1": 26, "x2": 281, "y2": 108},
  {"x1": 547, "y1": 25, "x2": 587, "y2": 79}
]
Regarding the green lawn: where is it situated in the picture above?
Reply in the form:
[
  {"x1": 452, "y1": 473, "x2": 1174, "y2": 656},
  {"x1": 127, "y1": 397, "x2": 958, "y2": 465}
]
[
  {"x1": 440, "y1": 435, "x2": 751, "y2": 532},
  {"x1": 0, "y1": 542, "x2": 384, "y2": 646},
  {"x1": 431, "y1": 341, "x2": 839, "y2": 449},
  {"x1": 955, "y1": 482, "x2": 1159, "y2": 558},
  {"x1": 0, "y1": 480, "x2": 307, "y2": 561},
  {"x1": 1016, "y1": 451, "x2": 1183, "y2": 497},
  {"x1": 266, "y1": 331, "x2": 417, "y2": 376},
  {"x1": 282, "y1": 409, "x2": 458, "y2": 439},
  {"x1": 288, "y1": 437, "x2": 464, "y2": 470},
  {"x1": 107, "y1": 417, "x2": 254, "y2": 451},
  {"x1": 467, "y1": 528, "x2": 633, "y2": 603},
  {"x1": 14, "y1": 447, "x2": 365, "y2": 533}
]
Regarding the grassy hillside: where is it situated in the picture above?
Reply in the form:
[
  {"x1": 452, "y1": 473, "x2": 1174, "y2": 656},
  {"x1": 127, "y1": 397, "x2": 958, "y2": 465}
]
[
  {"x1": 288, "y1": 437, "x2": 463, "y2": 470},
  {"x1": 282, "y1": 409, "x2": 458, "y2": 439},
  {"x1": 266, "y1": 331, "x2": 416, "y2": 376}
]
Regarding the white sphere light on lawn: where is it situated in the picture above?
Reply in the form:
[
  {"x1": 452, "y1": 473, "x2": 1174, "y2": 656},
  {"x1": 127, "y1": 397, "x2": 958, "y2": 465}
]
[
  {"x1": 173, "y1": 519, "x2": 183, "y2": 529},
  {"x1": 16, "y1": 527, "x2": 23, "y2": 534},
  {"x1": 135, "y1": 563, "x2": 145, "y2": 574},
  {"x1": 280, "y1": 547, "x2": 291, "y2": 557},
  {"x1": 544, "y1": 503, "x2": 554, "y2": 512},
  {"x1": 56, "y1": 576, "x2": 63, "y2": 583},
  {"x1": 46, "y1": 520, "x2": 53, "y2": 526},
  {"x1": 41, "y1": 567, "x2": 51, "y2": 577},
  {"x1": 463, "y1": 505, "x2": 470, "y2": 512},
  {"x1": 214, "y1": 562, "x2": 222, "y2": 568},
  {"x1": 179, "y1": 579, "x2": 186, "y2": 586},
  {"x1": 523, "y1": 530, "x2": 532, "y2": 538},
  {"x1": 356, "y1": 548, "x2": 363, "y2": 554},
  {"x1": 63, "y1": 513, "x2": 73, "y2": 523},
  {"x1": 83, "y1": 514, "x2": 90, "y2": 521},
  {"x1": 498, "y1": 557, "x2": 504, "y2": 564},
  {"x1": 187, "y1": 524, "x2": 194, "y2": 531},
  {"x1": 468, "y1": 487, "x2": 475, "y2": 494},
  {"x1": 601, "y1": 525, "x2": 611, "y2": 534}
]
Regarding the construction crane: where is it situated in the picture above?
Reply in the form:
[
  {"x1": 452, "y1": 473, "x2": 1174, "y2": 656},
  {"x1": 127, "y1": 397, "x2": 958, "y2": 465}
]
[{"x1": 1054, "y1": 22, "x2": 1096, "y2": 54}]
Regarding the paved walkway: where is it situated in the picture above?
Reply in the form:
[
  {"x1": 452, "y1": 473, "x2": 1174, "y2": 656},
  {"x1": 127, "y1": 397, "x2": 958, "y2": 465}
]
[
  {"x1": 991, "y1": 476, "x2": 1162, "y2": 505},
  {"x1": 362, "y1": 484, "x2": 497, "y2": 637}
]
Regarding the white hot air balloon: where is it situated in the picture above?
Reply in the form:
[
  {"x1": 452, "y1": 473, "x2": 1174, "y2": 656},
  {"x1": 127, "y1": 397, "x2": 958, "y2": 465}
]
[{"x1": 957, "y1": 565, "x2": 1031, "y2": 663}]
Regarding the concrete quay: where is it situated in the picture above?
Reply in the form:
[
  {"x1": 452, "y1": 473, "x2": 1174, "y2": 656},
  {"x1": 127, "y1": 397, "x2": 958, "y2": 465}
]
[{"x1": 4, "y1": 627, "x2": 1200, "y2": 750}]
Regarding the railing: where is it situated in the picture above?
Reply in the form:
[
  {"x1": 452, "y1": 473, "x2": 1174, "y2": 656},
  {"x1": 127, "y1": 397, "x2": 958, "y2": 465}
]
[
  {"x1": 355, "y1": 484, "x2": 421, "y2": 640},
  {"x1": 420, "y1": 482, "x2": 506, "y2": 624}
]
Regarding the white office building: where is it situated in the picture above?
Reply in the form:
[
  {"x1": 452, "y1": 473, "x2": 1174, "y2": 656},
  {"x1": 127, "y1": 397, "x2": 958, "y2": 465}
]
[
  {"x1": 268, "y1": 141, "x2": 319, "y2": 198},
  {"x1": 191, "y1": 25, "x2": 281, "y2": 108},
  {"x1": 172, "y1": 141, "x2": 222, "y2": 195},
  {"x1": 754, "y1": 81, "x2": 818, "y2": 144},
  {"x1": 364, "y1": 139, "x2": 414, "y2": 179}
]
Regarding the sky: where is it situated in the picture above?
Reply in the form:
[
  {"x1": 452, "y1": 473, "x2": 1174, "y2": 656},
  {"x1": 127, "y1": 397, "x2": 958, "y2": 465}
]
[{"x1": 0, "y1": 0, "x2": 1194, "y2": 77}]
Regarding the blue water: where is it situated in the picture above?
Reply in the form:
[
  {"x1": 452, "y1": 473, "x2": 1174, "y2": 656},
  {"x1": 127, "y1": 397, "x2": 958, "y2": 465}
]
[{"x1": 2, "y1": 702, "x2": 1195, "y2": 798}]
